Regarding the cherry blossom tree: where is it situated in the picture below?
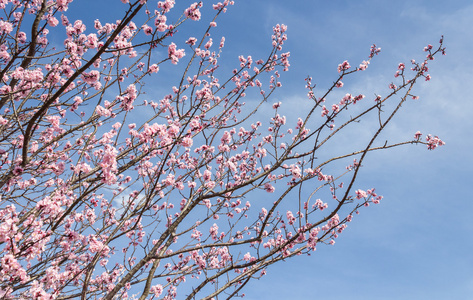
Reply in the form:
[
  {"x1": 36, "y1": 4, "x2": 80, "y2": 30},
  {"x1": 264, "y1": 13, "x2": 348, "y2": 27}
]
[{"x1": 0, "y1": 0, "x2": 445, "y2": 299}]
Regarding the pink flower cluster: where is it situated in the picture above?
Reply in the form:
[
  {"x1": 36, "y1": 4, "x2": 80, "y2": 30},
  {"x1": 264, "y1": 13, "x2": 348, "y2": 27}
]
[
  {"x1": 168, "y1": 42, "x2": 185, "y2": 64},
  {"x1": 425, "y1": 134, "x2": 445, "y2": 150},
  {"x1": 184, "y1": 2, "x2": 202, "y2": 21}
]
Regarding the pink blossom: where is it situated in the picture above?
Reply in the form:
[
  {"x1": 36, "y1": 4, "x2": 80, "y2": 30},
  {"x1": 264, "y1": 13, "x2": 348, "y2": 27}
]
[
  {"x1": 186, "y1": 37, "x2": 197, "y2": 46},
  {"x1": 181, "y1": 136, "x2": 193, "y2": 147},
  {"x1": 286, "y1": 211, "x2": 296, "y2": 225},
  {"x1": 425, "y1": 134, "x2": 445, "y2": 150},
  {"x1": 203, "y1": 169, "x2": 212, "y2": 181},
  {"x1": 56, "y1": 0, "x2": 71, "y2": 11},
  {"x1": 1, "y1": 254, "x2": 28, "y2": 283},
  {"x1": 82, "y1": 70, "x2": 100, "y2": 84},
  {"x1": 184, "y1": 3, "x2": 202, "y2": 21},
  {"x1": 85, "y1": 33, "x2": 98, "y2": 48},
  {"x1": 414, "y1": 131, "x2": 422, "y2": 140},
  {"x1": 148, "y1": 64, "x2": 159, "y2": 73},
  {"x1": 0, "y1": 20, "x2": 13, "y2": 35},
  {"x1": 243, "y1": 252, "x2": 253, "y2": 261},
  {"x1": 13, "y1": 166, "x2": 23, "y2": 175},
  {"x1": 158, "y1": 0, "x2": 175, "y2": 13},
  {"x1": 204, "y1": 38, "x2": 213, "y2": 49},
  {"x1": 0, "y1": 45, "x2": 10, "y2": 61},
  {"x1": 150, "y1": 284, "x2": 163, "y2": 297},
  {"x1": 337, "y1": 60, "x2": 351, "y2": 73},
  {"x1": 264, "y1": 183, "x2": 275, "y2": 193},
  {"x1": 164, "y1": 173, "x2": 175, "y2": 186},
  {"x1": 95, "y1": 105, "x2": 111, "y2": 117},
  {"x1": 321, "y1": 105, "x2": 329, "y2": 117},
  {"x1": 209, "y1": 223, "x2": 219, "y2": 240},
  {"x1": 155, "y1": 14, "x2": 168, "y2": 32},
  {"x1": 358, "y1": 60, "x2": 369, "y2": 70},
  {"x1": 168, "y1": 43, "x2": 185, "y2": 64},
  {"x1": 355, "y1": 189, "x2": 367, "y2": 199},
  {"x1": 167, "y1": 124, "x2": 180, "y2": 136},
  {"x1": 353, "y1": 94, "x2": 365, "y2": 104},
  {"x1": 369, "y1": 44, "x2": 381, "y2": 58},
  {"x1": 119, "y1": 84, "x2": 138, "y2": 111},
  {"x1": 99, "y1": 145, "x2": 118, "y2": 184},
  {"x1": 142, "y1": 24, "x2": 153, "y2": 35}
]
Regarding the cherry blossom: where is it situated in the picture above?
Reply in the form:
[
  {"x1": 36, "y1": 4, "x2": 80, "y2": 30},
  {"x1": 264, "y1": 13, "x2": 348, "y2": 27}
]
[{"x1": 0, "y1": 1, "x2": 445, "y2": 299}]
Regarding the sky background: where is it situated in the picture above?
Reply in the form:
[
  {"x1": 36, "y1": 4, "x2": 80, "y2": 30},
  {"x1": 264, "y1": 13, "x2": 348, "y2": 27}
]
[{"x1": 69, "y1": 1, "x2": 472, "y2": 299}]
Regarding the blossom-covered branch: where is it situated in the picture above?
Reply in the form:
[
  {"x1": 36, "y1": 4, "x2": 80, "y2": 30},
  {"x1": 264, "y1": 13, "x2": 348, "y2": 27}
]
[{"x1": 0, "y1": 1, "x2": 444, "y2": 299}]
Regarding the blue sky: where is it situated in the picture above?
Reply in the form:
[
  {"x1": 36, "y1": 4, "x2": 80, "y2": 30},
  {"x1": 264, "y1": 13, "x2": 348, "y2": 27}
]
[{"x1": 66, "y1": 1, "x2": 472, "y2": 299}]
